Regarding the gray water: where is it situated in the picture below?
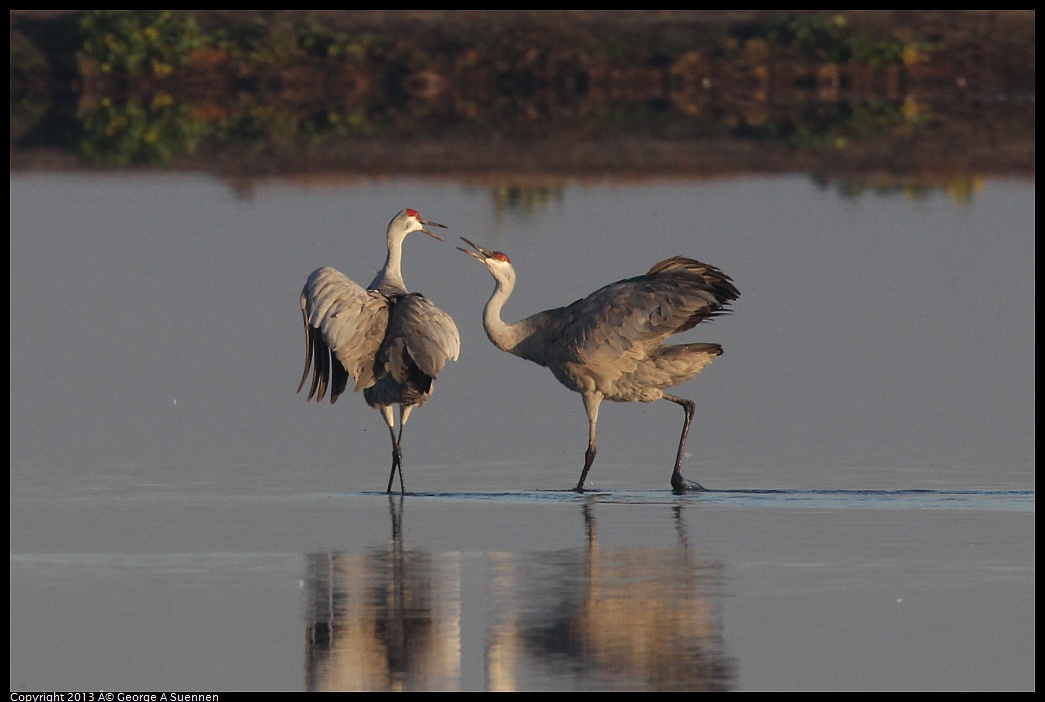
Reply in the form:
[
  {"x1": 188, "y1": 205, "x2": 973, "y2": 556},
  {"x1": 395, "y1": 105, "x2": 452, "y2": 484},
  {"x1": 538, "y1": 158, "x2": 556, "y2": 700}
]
[{"x1": 9, "y1": 174, "x2": 1034, "y2": 691}]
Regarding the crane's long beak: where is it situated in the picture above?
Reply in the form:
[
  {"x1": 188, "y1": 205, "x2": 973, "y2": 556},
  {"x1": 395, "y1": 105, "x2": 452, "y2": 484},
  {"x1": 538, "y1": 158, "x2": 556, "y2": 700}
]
[
  {"x1": 457, "y1": 237, "x2": 494, "y2": 261},
  {"x1": 420, "y1": 218, "x2": 447, "y2": 242}
]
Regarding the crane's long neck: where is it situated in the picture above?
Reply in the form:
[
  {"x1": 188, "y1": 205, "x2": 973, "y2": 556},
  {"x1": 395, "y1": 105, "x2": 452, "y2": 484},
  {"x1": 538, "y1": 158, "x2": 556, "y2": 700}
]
[
  {"x1": 370, "y1": 235, "x2": 407, "y2": 293},
  {"x1": 482, "y1": 274, "x2": 543, "y2": 362}
]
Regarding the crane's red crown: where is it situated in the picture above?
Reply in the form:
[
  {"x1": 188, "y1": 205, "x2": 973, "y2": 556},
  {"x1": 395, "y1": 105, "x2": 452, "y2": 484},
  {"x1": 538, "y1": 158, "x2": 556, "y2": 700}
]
[
  {"x1": 405, "y1": 208, "x2": 420, "y2": 218},
  {"x1": 493, "y1": 252, "x2": 511, "y2": 263}
]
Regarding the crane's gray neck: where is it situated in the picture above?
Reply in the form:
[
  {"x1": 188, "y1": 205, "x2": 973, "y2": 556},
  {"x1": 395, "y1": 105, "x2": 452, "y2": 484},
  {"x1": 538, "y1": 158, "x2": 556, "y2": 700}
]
[
  {"x1": 369, "y1": 236, "x2": 408, "y2": 293},
  {"x1": 482, "y1": 275, "x2": 540, "y2": 360}
]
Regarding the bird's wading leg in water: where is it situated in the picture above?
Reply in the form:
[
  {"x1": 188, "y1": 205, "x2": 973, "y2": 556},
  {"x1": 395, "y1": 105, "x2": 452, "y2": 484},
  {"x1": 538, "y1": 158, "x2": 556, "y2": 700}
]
[
  {"x1": 575, "y1": 390, "x2": 602, "y2": 492},
  {"x1": 382, "y1": 404, "x2": 414, "y2": 493},
  {"x1": 664, "y1": 393, "x2": 703, "y2": 493}
]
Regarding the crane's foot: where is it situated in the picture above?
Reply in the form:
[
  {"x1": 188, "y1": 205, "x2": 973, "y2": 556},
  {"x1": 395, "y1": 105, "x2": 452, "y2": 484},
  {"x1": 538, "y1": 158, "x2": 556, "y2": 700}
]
[{"x1": 671, "y1": 473, "x2": 706, "y2": 493}]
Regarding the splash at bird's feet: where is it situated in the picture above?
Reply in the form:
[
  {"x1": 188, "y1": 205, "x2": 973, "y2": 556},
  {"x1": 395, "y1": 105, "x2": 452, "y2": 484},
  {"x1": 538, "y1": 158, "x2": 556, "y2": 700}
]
[{"x1": 671, "y1": 475, "x2": 706, "y2": 493}]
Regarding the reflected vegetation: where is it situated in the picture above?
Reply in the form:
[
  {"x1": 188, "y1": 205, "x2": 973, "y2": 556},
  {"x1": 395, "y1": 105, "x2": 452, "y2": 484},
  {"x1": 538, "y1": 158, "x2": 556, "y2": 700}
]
[
  {"x1": 810, "y1": 171, "x2": 986, "y2": 204},
  {"x1": 10, "y1": 11, "x2": 1034, "y2": 206},
  {"x1": 305, "y1": 497, "x2": 733, "y2": 691},
  {"x1": 490, "y1": 183, "x2": 565, "y2": 221}
]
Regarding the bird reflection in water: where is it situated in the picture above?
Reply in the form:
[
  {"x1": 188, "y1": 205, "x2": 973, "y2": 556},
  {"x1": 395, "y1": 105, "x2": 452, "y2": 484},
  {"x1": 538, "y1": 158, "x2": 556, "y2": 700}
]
[
  {"x1": 305, "y1": 497, "x2": 461, "y2": 691},
  {"x1": 305, "y1": 496, "x2": 734, "y2": 691},
  {"x1": 487, "y1": 499, "x2": 734, "y2": 691}
]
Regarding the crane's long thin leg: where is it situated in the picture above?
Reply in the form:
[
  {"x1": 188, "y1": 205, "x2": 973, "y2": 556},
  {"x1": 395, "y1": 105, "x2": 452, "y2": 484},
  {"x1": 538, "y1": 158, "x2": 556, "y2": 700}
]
[
  {"x1": 574, "y1": 392, "x2": 603, "y2": 492},
  {"x1": 392, "y1": 405, "x2": 413, "y2": 494},
  {"x1": 380, "y1": 406, "x2": 404, "y2": 494},
  {"x1": 385, "y1": 428, "x2": 404, "y2": 494},
  {"x1": 664, "y1": 393, "x2": 705, "y2": 493}
]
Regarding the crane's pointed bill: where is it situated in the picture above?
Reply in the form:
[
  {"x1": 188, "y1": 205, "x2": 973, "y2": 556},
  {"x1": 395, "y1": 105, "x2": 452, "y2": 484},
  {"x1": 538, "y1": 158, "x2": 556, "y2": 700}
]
[
  {"x1": 458, "y1": 237, "x2": 492, "y2": 260},
  {"x1": 420, "y1": 218, "x2": 447, "y2": 241},
  {"x1": 459, "y1": 238, "x2": 511, "y2": 264}
]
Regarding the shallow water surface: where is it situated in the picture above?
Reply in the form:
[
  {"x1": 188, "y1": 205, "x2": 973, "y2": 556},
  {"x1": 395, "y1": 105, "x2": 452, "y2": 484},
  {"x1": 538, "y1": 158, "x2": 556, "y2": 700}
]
[{"x1": 9, "y1": 483, "x2": 1034, "y2": 691}]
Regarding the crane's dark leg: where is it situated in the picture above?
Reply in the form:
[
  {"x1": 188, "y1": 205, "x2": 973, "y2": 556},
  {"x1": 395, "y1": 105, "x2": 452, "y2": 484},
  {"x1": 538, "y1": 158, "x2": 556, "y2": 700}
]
[
  {"x1": 574, "y1": 392, "x2": 603, "y2": 492},
  {"x1": 380, "y1": 405, "x2": 406, "y2": 494},
  {"x1": 576, "y1": 446, "x2": 597, "y2": 492},
  {"x1": 384, "y1": 424, "x2": 404, "y2": 494},
  {"x1": 664, "y1": 393, "x2": 705, "y2": 493}
]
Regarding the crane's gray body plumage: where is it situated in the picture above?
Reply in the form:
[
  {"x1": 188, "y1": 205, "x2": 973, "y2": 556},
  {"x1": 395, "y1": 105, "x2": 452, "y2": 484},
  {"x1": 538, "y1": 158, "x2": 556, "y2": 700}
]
[
  {"x1": 460, "y1": 241, "x2": 738, "y2": 492},
  {"x1": 506, "y1": 256, "x2": 734, "y2": 402},
  {"x1": 362, "y1": 291, "x2": 460, "y2": 409},
  {"x1": 299, "y1": 209, "x2": 460, "y2": 493}
]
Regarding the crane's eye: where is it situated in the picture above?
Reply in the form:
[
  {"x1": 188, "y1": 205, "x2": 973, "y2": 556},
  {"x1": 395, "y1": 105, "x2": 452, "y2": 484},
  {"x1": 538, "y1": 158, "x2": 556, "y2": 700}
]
[{"x1": 493, "y1": 252, "x2": 511, "y2": 263}]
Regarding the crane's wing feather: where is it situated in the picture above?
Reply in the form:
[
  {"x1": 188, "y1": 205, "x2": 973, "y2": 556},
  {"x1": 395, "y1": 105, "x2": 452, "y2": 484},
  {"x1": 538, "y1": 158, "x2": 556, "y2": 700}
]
[
  {"x1": 556, "y1": 257, "x2": 739, "y2": 379},
  {"x1": 298, "y1": 266, "x2": 391, "y2": 402},
  {"x1": 381, "y1": 293, "x2": 461, "y2": 382}
]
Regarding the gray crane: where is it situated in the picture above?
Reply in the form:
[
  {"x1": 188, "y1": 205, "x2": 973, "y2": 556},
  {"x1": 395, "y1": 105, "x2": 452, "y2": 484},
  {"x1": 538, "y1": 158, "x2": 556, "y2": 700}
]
[
  {"x1": 298, "y1": 209, "x2": 461, "y2": 493},
  {"x1": 458, "y1": 238, "x2": 739, "y2": 493}
]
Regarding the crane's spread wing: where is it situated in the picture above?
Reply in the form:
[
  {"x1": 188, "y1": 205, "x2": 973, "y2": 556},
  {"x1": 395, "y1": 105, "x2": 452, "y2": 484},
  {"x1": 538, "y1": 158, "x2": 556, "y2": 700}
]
[
  {"x1": 379, "y1": 293, "x2": 461, "y2": 383},
  {"x1": 555, "y1": 256, "x2": 739, "y2": 379},
  {"x1": 298, "y1": 266, "x2": 391, "y2": 402}
]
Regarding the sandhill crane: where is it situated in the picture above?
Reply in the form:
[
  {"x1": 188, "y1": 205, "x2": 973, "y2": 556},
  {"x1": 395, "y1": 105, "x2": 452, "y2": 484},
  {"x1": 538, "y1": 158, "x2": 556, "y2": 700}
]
[
  {"x1": 458, "y1": 238, "x2": 739, "y2": 493},
  {"x1": 299, "y1": 209, "x2": 461, "y2": 493}
]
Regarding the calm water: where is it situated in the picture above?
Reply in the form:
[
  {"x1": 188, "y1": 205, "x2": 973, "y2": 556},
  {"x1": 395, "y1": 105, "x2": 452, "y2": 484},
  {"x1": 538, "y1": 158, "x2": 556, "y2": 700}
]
[{"x1": 9, "y1": 174, "x2": 1034, "y2": 690}]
